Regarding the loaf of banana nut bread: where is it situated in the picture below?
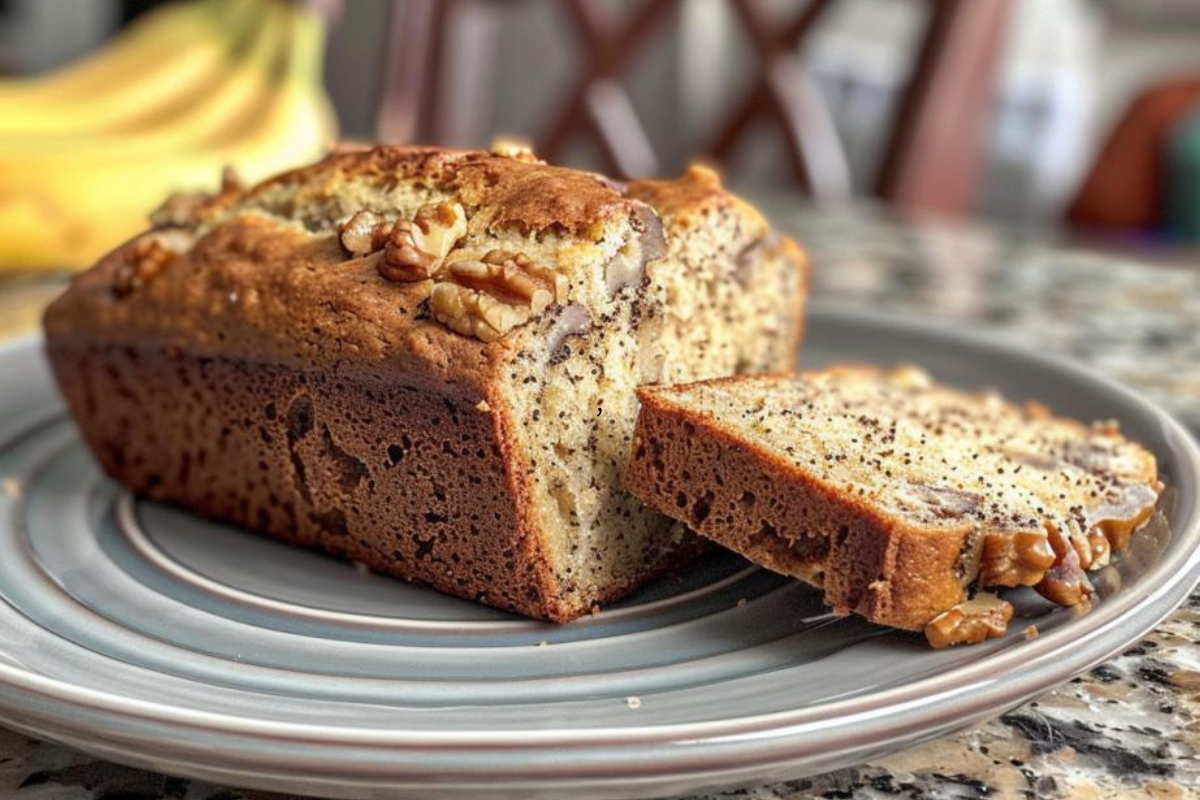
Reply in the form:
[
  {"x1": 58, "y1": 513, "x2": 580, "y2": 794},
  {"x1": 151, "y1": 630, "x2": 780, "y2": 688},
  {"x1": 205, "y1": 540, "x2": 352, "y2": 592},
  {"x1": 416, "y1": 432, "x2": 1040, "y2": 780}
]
[
  {"x1": 627, "y1": 366, "x2": 1161, "y2": 646},
  {"x1": 43, "y1": 144, "x2": 808, "y2": 622}
]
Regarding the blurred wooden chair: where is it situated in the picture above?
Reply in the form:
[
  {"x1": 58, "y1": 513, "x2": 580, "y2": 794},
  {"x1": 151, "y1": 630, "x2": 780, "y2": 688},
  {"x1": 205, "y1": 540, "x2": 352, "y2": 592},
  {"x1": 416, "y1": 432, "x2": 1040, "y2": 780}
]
[
  {"x1": 1067, "y1": 76, "x2": 1200, "y2": 233},
  {"x1": 374, "y1": 0, "x2": 1011, "y2": 217}
]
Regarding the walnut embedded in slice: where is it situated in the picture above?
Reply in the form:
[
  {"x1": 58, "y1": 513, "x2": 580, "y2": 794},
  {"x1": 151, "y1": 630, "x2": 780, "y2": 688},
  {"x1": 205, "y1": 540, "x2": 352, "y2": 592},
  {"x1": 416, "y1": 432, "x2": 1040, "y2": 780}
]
[
  {"x1": 1062, "y1": 516, "x2": 1111, "y2": 571},
  {"x1": 379, "y1": 201, "x2": 468, "y2": 282},
  {"x1": 978, "y1": 528, "x2": 1056, "y2": 587},
  {"x1": 1036, "y1": 522, "x2": 1095, "y2": 608},
  {"x1": 924, "y1": 593, "x2": 1013, "y2": 649},
  {"x1": 429, "y1": 250, "x2": 568, "y2": 342},
  {"x1": 1081, "y1": 528, "x2": 1111, "y2": 569}
]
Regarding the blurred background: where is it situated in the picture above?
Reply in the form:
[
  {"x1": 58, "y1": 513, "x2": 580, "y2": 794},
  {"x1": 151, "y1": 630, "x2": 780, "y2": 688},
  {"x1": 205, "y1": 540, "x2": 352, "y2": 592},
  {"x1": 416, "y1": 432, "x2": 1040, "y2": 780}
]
[
  {"x1": 2, "y1": 0, "x2": 1200, "y2": 354},
  {"x1": 3, "y1": 0, "x2": 1200, "y2": 264},
  {"x1": 2, "y1": 3, "x2": 1199, "y2": 792}
]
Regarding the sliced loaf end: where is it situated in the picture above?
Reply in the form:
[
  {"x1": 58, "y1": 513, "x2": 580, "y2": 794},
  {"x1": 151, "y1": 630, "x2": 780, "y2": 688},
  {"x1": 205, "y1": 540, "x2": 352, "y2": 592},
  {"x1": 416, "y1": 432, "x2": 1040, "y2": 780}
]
[{"x1": 627, "y1": 366, "x2": 1161, "y2": 639}]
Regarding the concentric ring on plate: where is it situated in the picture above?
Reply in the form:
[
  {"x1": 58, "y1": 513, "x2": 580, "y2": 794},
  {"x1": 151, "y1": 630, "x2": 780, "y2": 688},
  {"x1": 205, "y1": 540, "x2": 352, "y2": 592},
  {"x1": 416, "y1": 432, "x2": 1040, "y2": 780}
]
[
  {"x1": 0, "y1": 308, "x2": 1196, "y2": 800},
  {"x1": 7, "y1": 417, "x2": 876, "y2": 702}
]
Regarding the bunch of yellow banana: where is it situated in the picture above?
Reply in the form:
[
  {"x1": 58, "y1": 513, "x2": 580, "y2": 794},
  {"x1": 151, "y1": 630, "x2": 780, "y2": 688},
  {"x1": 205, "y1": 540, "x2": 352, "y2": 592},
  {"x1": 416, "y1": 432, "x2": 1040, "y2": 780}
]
[{"x1": 0, "y1": 0, "x2": 338, "y2": 271}]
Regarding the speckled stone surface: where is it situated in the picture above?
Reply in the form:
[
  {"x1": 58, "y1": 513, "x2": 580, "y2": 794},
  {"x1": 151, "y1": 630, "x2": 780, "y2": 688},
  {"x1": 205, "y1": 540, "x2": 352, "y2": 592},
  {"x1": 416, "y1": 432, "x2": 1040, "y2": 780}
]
[{"x1": 0, "y1": 206, "x2": 1197, "y2": 800}]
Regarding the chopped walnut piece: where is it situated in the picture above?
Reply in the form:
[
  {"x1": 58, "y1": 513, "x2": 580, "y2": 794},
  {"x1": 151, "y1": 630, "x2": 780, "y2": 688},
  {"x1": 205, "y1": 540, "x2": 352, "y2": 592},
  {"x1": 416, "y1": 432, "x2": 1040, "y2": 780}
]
[
  {"x1": 338, "y1": 210, "x2": 392, "y2": 257},
  {"x1": 1088, "y1": 529, "x2": 1112, "y2": 567},
  {"x1": 490, "y1": 138, "x2": 542, "y2": 163},
  {"x1": 924, "y1": 593, "x2": 1014, "y2": 649},
  {"x1": 1036, "y1": 522, "x2": 1095, "y2": 608},
  {"x1": 113, "y1": 232, "x2": 190, "y2": 297},
  {"x1": 429, "y1": 282, "x2": 523, "y2": 342},
  {"x1": 429, "y1": 250, "x2": 567, "y2": 342},
  {"x1": 1068, "y1": 523, "x2": 1112, "y2": 571},
  {"x1": 978, "y1": 528, "x2": 1057, "y2": 587},
  {"x1": 379, "y1": 201, "x2": 468, "y2": 282},
  {"x1": 905, "y1": 482, "x2": 983, "y2": 520},
  {"x1": 149, "y1": 167, "x2": 245, "y2": 229}
]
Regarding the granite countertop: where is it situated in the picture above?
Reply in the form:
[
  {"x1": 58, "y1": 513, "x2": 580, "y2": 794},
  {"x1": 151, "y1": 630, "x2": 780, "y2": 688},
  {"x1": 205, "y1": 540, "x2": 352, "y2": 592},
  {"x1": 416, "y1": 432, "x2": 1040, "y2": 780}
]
[{"x1": 0, "y1": 206, "x2": 1197, "y2": 799}]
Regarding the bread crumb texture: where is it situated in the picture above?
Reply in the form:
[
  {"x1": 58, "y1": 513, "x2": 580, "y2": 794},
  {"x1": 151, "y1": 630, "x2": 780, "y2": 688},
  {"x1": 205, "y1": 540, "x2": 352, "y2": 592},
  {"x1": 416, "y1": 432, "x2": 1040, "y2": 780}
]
[
  {"x1": 628, "y1": 365, "x2": 1161, "y2": 638},
  {"x1": 44, "y1": 145, "x2": 808, "y2": 622}
]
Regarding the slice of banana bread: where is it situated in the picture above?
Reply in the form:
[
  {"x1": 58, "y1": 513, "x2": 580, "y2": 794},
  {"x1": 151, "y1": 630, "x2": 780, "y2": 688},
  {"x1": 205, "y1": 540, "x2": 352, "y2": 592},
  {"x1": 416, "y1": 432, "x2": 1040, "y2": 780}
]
[
  {"x1": 43, "y1": 144, "x2": 807, "y2": 622},
  {"x1": 627, "y1": 366, "x2": 1161, "y2": 645}
]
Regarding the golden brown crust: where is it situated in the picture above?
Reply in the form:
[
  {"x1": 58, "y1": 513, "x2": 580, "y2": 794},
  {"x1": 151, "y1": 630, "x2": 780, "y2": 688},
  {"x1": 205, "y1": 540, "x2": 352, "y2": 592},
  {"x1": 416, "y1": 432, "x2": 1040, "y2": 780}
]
[
  {"x1": 44, "y1": 145, "x2": 805, "y2": 623},
  {"x1": 262, "y1": 145, "x2": 630, "y2": 239},
  {"x1": 44, "y1": 145, "x2": 647, "y2": 399},
  {"x1": 628, "y1": 164, "x2": 766, "y2": 233},
  {"x1": 45, "y1": 217, "x2": 508, "y2": 399},
  {"x1": 44, "y1": 148, "x2": 778, "y2": 395}
]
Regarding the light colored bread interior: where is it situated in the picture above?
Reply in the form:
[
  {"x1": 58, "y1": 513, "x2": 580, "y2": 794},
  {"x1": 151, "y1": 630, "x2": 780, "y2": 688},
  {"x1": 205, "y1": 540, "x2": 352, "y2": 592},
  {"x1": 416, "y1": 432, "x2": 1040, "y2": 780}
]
[{"x1": 174, "y1": 155, "x2": 806, "y2": 615}]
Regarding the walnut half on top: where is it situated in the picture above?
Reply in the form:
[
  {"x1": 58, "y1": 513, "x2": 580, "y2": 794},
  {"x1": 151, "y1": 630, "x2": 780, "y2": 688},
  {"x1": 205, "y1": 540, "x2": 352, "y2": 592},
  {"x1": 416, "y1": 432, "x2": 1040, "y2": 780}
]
[
  {"x1": 430, "y1": 251, "x2": 569, "y2": 343},
  {"x1": 336, "y1": 201, "x2": 469, "y2": 282},
  {"x1": 336, "y1": 200, "x2": 576, "y2": 343},
  {"x1": 380, "y1": 202, "x2": 468, "y2": 282}
]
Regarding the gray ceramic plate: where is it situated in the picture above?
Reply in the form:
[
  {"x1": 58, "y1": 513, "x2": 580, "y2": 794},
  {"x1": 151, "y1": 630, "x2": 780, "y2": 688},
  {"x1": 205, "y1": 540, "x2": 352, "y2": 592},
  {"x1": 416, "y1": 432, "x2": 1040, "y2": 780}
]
[{"x1": 0, "y1": 307, "x2": 1196, "y2": 800}]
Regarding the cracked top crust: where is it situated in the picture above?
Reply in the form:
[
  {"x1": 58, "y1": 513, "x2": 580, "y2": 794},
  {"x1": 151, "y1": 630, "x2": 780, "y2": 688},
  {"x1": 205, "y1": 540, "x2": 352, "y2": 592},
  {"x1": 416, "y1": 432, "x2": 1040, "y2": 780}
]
[
  {"x1": 43, "y1": 146, "x2": 778, "y2": 401},
  {"x1": 252, "y1": 145, "x2": 633, "y2": 240},
  {"x1": 628, "y1": 163, "x2": 767, "y2": 235}
]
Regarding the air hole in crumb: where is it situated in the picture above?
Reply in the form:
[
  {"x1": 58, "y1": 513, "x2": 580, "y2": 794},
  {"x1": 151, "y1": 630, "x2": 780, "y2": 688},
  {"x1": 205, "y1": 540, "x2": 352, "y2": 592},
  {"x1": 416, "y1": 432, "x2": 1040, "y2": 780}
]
[
  {"x1": 320, "y1": 425, "x2": 369, "y2": 492},
  {"x1": 834, "y1": 524, "x2": 851, "y2": 548},
  {"x1": 414, "y1": 536, "x2": 435, "y2": 560},
  {"x1": 286, "y1": 394, "x2": 314, "y2": 440},
  {"x1": 310, "y1": 508, "x2": 349, "y2": 538}
]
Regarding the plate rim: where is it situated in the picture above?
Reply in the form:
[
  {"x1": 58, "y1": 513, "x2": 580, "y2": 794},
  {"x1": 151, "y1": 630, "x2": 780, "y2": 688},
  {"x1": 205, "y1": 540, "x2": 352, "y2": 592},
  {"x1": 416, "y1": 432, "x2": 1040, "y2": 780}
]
[{"x1": 0, "y1": 306, "x2": 1198, "y2": 782}]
